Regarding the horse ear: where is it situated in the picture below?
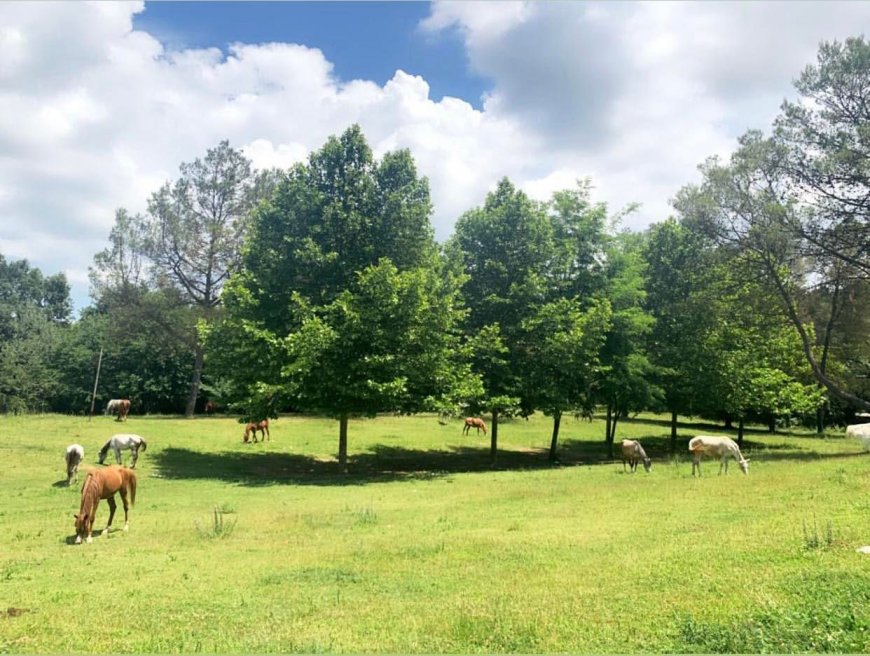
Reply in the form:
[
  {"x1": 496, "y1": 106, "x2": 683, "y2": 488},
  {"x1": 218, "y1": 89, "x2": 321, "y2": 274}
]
[{"x1": 73, "y1": 514, "x2": 78, "y2": 520}]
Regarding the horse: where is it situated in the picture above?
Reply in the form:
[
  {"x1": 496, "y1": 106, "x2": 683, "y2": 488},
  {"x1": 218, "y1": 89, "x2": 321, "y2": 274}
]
[
  {"x1": 73, "y1": 465, "x2": 137, "y2": 544},
  {"x1": 463, "y1": 417, "x2": 488, "y2": 436},
  {"x1": 106, "y1": 398, "x2": 131, "y2": 422},
  {"x1": 688, "y1": 435, "x2": 750, "y2": 477},
  {"x1": 65, "y1": 444, "x2": 85, "y2": 486},
  {"x1": 98, "y1": 434, "x2": 148, "y2": 468},
  {"x1": 243, "y1": 419, "x2": 270, "y2": 443},
  {"x1": 205, "y1": 400, "x2": 219, "y2": 415}
]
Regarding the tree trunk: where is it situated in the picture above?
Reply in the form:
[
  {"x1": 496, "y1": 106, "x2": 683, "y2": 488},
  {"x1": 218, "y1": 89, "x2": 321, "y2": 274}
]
[
  {"x1": 724, "y1": 416, "x2": 733, "y2": 430},
  {"x1": 768, "y1": 416, "x2": 776, "y2": 433},
  {"x1": 490, "y1": 409, "x2": 499, "y2": 465},
  {"x1": 609, "y1": 409, "x2": 620, "y2": 458},
  {"x1": 737, "y1": 418, "x2": 745, "y2": 446},
  {"x1": 670, "y1": 410, "x2": 678, "y2": 453},
  {"x1": 338, "y1": 413, "x2": 349, "y2": 472},
  {"x1": 605, "y1": 404, "x2": 612, "y2": 448},
  {"x1": 816, "y1": 405, "x2": 826, "y2": 434},
  {"x1": 549, "y1": 410, "x2": 562, "y2": 462},
  {"x1": 184, "y1": 341, "x2": 204, "y2": 418}
]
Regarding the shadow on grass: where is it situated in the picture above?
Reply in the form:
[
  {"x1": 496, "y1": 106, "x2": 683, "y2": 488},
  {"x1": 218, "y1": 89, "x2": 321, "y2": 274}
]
[
  {"x1": 52, "y1": 479, "x2": 73, "y2": 488},
  {"x1": 152, "y1": 444, "x2": 585, "y2": 487},
  {"x1": 151, "y1": 420, "x2": 865, "y2": 487}
]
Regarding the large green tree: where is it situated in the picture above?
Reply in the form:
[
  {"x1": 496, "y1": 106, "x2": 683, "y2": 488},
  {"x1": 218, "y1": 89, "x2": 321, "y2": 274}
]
[
  {"x1": 448, "y1": 179, "x2": 554, "y2": 460},
  {"x1": 207, "y1": 126, "x2": 476, "y2": 467}
]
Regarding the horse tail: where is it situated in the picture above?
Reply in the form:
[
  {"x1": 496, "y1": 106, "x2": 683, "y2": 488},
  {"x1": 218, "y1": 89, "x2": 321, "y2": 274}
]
[{"x1": 127, "y1": 470, "x2": 137, "y2": 507}]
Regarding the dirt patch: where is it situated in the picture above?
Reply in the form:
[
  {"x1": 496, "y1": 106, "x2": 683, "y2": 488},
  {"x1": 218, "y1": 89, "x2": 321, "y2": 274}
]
[{"x1": 1, "y1": 607, "x2": 31, "y2": 618}]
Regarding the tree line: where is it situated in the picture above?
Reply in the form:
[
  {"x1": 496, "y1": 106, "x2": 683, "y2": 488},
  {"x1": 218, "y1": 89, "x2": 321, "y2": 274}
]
[{"x1": 1, "y1": 38, "x2": 867, "y2": 463}]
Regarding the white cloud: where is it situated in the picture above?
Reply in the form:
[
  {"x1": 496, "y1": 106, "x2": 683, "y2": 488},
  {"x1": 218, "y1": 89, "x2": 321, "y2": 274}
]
[{"x1": 0, "y1": 0, "x2": 868, "y2": 312}]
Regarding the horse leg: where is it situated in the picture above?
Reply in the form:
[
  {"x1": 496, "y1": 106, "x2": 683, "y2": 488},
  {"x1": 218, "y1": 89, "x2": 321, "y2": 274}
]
[
  {"x1": 131, "y1": 447, "x2": 138, "y2": 469},
  {"x1": 119, "y1": 487, "x2": 130, "y2": 532},
  {"x1": 114, "y1": 446, "x2": 122, "y2": 465},
  {"x1": 104, "y1": 496, "x2": 117, "y2": 535}
]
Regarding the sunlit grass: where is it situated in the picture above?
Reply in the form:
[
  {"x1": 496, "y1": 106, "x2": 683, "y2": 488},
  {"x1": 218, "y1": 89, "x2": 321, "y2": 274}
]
[{"x1": 0, "y1": 412, "x2": 867, "y2": 652}]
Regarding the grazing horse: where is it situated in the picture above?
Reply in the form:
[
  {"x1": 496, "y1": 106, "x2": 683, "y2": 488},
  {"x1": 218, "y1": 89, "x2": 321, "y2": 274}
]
[
  {"x1": 620, "y1": 439, "x2": 651, "y2": 473},
  {"x1": 688, "y1": 435, "x2": 750, "y2": 477},
  {"x1": 106, "y1": 398, "x2": 131, "y2": 422},
  {"x1": 243, "y1": 419, "x2": 270, "y2": 443},
  {"x1": 463, "y1": 417, "x2": 488, "y2": 436},
  {"x1": 98, "y1": 434, "x2": 147, "y2": 468},
  {"x1": 205, "y1": 400, "x2": 219, "y2": 415},
  {"x1": 65, "y1": 444, "x2": 85, "y2": 486},
  {"x1": 74, "y1": 465, "x2": 137, "y2": 544}
]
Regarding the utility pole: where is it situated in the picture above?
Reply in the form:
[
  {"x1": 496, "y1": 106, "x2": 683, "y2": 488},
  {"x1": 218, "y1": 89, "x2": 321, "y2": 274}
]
[{"x1": 88, "y1": 347, "x2": 103, "y2": 421}]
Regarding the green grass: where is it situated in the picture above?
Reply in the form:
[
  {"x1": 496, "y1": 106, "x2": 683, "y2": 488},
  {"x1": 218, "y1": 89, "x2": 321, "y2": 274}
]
[{"x1": 0, "y1": 412, "x2": 867, "y2": 653}]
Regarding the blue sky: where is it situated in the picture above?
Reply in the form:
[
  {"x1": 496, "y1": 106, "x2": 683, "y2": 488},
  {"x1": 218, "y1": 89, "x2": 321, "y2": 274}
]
[{"x1": 133, "y1": 1, "x2": 489, "y2": 107}]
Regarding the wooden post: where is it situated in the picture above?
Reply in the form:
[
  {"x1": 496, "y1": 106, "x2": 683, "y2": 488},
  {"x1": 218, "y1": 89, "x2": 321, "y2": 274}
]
[{"x1": 88, "y1": 347, "x2": 103, "y2": 421}]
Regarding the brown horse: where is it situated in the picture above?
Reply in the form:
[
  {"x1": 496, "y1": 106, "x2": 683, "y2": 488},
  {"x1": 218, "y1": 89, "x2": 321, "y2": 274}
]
[
  {"x1": 463, "y1": 417, "x2": 488, "y2": 436},
  {"x1": 73, "y1": 465, "x2": 137, "y2": 544},
  {"x1": 243, "y1": 419, "x2": 270, "y2": 443}
]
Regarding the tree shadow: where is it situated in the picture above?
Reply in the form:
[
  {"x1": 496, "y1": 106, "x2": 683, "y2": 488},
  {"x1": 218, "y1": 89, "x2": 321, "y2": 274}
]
[
  {"x1": 152, "y1": 431, "x2": 866, "y2": 487},
  {"x1": 152, "y1": 444, "x2": 574, "y2": 487},
  {"x1": 620, "y1": 415, "x2": 834, "y2": 439}
]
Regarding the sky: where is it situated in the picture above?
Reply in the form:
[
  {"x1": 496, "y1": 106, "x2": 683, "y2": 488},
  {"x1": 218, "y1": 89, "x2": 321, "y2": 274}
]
[{"x1": 1, "y1": 1, "x2": 868, "y2": 313}]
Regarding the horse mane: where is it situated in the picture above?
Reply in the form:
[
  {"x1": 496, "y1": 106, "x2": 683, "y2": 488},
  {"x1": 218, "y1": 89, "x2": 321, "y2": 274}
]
[
  {"x1": 138, "y1": 438, "x2": 147, "y2": 452},
  {"x1": 98, "y1": 439, "x2": 112, "y2": 459},
  {"x1": 79, "y1": 470, "x2": 102, "y2": 519}
]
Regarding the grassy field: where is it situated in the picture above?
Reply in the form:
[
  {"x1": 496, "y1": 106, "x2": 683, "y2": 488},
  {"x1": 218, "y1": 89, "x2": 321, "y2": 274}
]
[{"x1": 0, "y1": 412, "x2": 867, "y2": 653}]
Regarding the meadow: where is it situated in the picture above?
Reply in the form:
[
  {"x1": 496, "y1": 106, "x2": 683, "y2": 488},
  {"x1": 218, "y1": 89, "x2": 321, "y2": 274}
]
[{"x1": 0, "y1": 412, "x2": 867, "y2": 653}]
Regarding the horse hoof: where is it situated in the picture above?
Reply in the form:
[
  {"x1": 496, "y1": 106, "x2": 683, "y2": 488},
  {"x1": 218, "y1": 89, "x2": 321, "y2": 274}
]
[
  {"x1": 123, "y1": 524, "x2": 129, "y2": 532},
  {"x1": 86, "y1": 536, "x2": 93, "y2": 544},
  {"x1": 75, "y1": 536, "x2": 82, "y2": 544}
]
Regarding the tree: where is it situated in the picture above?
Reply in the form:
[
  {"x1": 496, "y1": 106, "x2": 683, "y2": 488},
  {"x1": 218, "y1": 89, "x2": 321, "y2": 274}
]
[
  {"x1": 448, "y1": 178, "x2": 554, "y2": 461},
  {"x1": 0, "y1": 255, "x2": 71, "y2": 413},
  {"x1": 518, "y1": 298, "x2": 611, "y2": 461},
  {"x1": 643, "y1": 219, "x2": 718, "y2": 449},
  {"x1": 141, "y1": 141, "x2": 268, "y2": 416},
  {"x1": 774, "y1": 37, "x2": 870, "y2": 279},
  {"x1": 596, "y1": 232, "x2": 659, "y2": 454},
  {"x1": 207, "y1": 126, "x2": 475, "y2": 467}
]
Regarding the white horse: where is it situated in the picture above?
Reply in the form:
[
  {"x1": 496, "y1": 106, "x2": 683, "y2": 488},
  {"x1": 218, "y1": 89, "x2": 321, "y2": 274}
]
[
  {"x1": 620, "y1": 439, "x2": 652, "y2": 473},
  {"x1": 65, "y1": 444, "x2": 85, "y2": 485},
  {"x1": 98, "y1": 434, "x2": 147, "y2": 468},
  {"x1": 845, "y1": 423, "x2": 870, "y2": 452},
  {"x1": 688, "y1": 435, "x2": 750, "y2": 477}
]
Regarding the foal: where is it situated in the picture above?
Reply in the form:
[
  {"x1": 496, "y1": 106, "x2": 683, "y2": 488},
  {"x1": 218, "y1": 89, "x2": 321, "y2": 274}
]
[
  {"x1": 74, "y1": 465, "x2": 137, "y2": 544},
  {"x1": 65, "y1": 444, "x2": 85, "y2": 485},
  {"x1": 463, "y1": 417, "x2": 488, "y2": 436}
]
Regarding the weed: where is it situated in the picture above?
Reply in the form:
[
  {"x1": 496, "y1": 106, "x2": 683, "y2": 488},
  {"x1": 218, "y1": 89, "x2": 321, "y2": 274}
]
[
  {"x1": 195, "y1": 506, "x2": 237, "y2": 539},
  {"x1": 802, "y1": 514, "x2": 835, "y2": 550}
]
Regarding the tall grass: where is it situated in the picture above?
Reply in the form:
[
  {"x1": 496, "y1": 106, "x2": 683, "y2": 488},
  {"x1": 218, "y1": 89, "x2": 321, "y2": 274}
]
[{"x1": 0, "y1": 412, "x2": 867, "y2": 653}]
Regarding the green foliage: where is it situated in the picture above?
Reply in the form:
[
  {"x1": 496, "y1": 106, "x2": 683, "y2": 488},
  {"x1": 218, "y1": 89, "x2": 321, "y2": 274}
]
[{"x1": 210, "y1": 127, "x2": 475, "y2": 456}]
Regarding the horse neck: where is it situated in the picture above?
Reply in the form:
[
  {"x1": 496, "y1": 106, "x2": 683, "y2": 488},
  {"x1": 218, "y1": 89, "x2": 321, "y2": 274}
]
[{"x1": 79, "y1": 474, "x2": 101, "y2": 515}]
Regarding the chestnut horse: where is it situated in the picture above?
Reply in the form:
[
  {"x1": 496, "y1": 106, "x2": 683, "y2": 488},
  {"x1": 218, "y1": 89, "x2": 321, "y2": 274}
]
[
  {"x1": 463, "y1": 417, "x2": 488, "y2": 436},
  {"x1": 73, "y1": 465, "x2": 137, "y2": 544},
  {"x1": 243, "y1": 419, "x2": 270, "y2": 443}
]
